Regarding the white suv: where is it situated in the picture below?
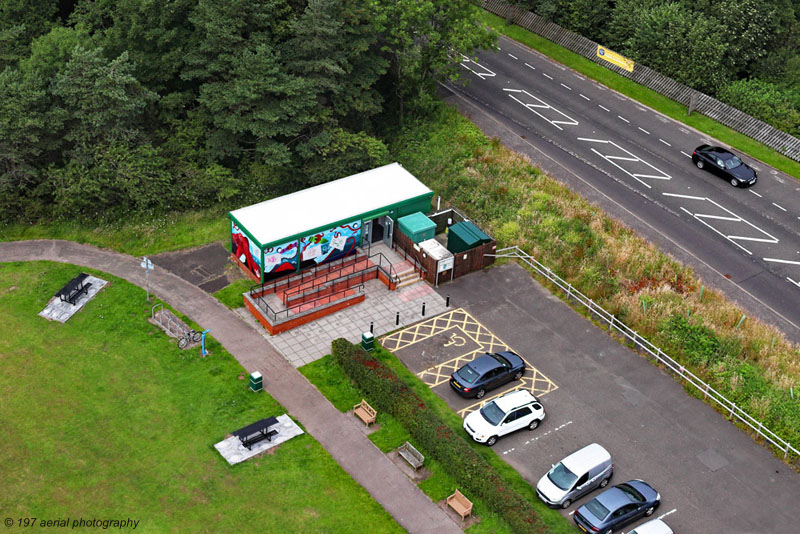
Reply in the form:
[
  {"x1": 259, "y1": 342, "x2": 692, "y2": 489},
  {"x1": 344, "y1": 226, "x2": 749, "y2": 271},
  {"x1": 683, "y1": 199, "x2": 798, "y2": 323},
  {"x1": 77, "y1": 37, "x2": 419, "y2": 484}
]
[{"x1": 463, "y1": 389, "x2": 544, "y2": 446}]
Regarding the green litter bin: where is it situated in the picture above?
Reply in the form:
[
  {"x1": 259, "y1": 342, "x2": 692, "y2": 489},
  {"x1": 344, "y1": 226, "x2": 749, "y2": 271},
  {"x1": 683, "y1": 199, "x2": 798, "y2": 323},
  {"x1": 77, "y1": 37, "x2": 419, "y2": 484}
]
[
  {"x1": 249, "y1": 371, "x2": 263, "y2": 392},
  {"x1": 361, "y1": 332, "x2": 375, "y2": 352}
]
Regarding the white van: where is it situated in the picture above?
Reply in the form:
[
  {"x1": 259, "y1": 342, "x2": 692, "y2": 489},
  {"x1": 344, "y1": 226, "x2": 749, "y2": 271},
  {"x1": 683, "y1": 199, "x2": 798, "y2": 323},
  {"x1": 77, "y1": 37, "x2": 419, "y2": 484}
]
[{"x1": 536, "y1": 443, "x2": 613, "y2": 509}]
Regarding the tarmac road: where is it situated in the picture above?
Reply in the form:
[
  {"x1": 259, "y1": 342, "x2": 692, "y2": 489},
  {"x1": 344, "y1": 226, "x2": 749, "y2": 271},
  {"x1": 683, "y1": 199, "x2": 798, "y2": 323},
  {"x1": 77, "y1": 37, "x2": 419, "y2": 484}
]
[{"x1": 446, "y1": 35, "x2": 800, "y2": 344}]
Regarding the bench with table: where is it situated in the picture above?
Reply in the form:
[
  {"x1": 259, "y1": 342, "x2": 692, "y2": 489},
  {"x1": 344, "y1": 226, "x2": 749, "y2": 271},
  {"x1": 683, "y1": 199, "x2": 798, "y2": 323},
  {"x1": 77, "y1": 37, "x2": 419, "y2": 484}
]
[
  {"x1": 232, "y1": 416, "x2": 279, "y2": 450},
  {"x1": 353, "y1": 399, "x2": 377, "y2": 427},
  {"x1": 57, "y1": 273, "x2": 92, "y2": 305},
  {"x1": 446, "y1": 489, "x2": 473, "y2": 521},
  {"x1": 398, "y1": 441, "x2": 424, "y2": 471}
]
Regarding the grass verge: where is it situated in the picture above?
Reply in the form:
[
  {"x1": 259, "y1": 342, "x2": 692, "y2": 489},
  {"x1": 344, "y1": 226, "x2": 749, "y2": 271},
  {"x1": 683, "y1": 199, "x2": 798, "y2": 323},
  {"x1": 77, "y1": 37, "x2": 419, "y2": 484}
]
[
  {"x1": 476, "y1": 10, "x2": 800, "y2": 179},
  {"x1": 0, "y1": 261, "x2": 403, "y2": 533}
]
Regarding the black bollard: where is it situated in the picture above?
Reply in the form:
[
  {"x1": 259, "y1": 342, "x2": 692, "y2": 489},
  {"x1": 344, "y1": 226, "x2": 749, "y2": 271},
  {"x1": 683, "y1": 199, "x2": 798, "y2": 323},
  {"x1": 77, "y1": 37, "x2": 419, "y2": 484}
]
[
  {"x1": 370, "y1": 321, "x2": 374, "y2": 333},
  {"x1": 422, "y1": 302, "x2": 426, "y2": 316},
  {"x1": 396, "y1": 312, "x2": 400, "y2": 325},
  {"x1": 446, "y1": 294, "x2": 450, "y2": 307}
]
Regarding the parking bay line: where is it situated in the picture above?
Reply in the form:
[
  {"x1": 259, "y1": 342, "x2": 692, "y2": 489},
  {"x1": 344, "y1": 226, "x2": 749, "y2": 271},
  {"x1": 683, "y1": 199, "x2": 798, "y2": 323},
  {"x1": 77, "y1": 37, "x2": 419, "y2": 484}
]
[
  {"x1": 750, "y1": 190, "x2": 763, "y2": 198},
  {"x1": 501, "y1": 421, "x2": 573, "y2": 455},
  {"x1": 773, "y1": 202, "x2": 787, "y2": 212}
]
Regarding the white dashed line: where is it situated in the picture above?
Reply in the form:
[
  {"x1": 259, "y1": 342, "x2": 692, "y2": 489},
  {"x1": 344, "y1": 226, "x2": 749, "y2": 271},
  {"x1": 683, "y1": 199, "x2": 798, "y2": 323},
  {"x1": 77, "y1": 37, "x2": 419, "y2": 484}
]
[
  {"x1": 524, "y1": 62, "x2": 536, "y2": 70},
  {"x1": 501, "y1": 421, "x2": 573, "y2": 455},
  {"x1": 749, "y1": 190, "x2": 762, "y2": 197},
  {"x1": 573, "y1": 74, "x2": 585, "y2": 80},
  {"x1": 788, "y1": 277, "x2": 800, "y2": 289},
  {"x1": 764, "y1": 258, "x2": 800, "y2": 266},
  {"x1": 639, "y1": 127, "x2": 651, "y2": 135},
  {"x1": 560, "y1": 83, "x2": 572, "y2": 90},
  {"x1": 542, "y1": 73, "x2": 553, "y2": 80},
  {"x1": 579, "y1": 94, "x2": 590, "y2": 101},
  {"x1": 680, "y1": 151, "x2": 691, "y2": 158},
  {"x1": 618, "y1": 115, "x2": 630, "y2": 123},
  {"x1": 508, "y1": 53, "x2": 518, "y2": 60},
  {"x1": 773, "y1": 203, "x2": 787, "y2": 212},
  {"x1": 679, "y1": 127, "x2": 690, "y2": 134},
  {"x1": 598, "y1": 105, "x2": 610, "y2": 112},
  {"x1": 659, "y1": 509, "x2": 678, "y2": 520},
  {"x1": 659, "y1": 139, "x2": 672, "y2": 146}
]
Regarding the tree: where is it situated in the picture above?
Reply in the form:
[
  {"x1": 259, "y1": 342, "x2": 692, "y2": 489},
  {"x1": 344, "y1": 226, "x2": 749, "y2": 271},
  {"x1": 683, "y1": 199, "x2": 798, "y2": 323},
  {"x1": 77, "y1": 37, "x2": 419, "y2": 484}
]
[
  {"x1": 52, "y1": 46, "x2": 158, "y2": 160},
  {"x1": 374, "y1": 0, "x2": 496, "y2": 124},
  {"x1": 0, "y1": 0, "x2": 59, "y2": 69}
]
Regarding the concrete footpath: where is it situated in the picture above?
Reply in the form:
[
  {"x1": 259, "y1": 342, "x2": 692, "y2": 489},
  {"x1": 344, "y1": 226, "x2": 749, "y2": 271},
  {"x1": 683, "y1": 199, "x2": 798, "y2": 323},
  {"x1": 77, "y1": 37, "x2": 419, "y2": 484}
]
[{"x1": 0, "y1": 240, "x2": 462, "y2": 534}]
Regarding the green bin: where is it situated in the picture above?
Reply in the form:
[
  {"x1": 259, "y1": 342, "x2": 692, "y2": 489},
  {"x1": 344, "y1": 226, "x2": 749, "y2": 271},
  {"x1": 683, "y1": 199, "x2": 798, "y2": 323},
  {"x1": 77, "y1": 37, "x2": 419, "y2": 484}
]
[
  {"x1": 397, "y1": 212, "x2": 436, "y2": 243},
  {"x1": 249, "y1": 371, "x2": 263, "y2": 392},
  {"x1": 361, "y1": 332, "x2": 375, "y2": 352}
]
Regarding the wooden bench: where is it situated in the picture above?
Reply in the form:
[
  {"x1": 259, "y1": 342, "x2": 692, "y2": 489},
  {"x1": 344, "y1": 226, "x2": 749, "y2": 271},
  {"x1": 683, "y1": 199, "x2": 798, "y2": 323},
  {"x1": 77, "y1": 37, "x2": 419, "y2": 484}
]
[
  {"x1": 398, "y1": 441, "x2": 424, "y2": 470},
  {"x1": 446, "y1": 489, "x2": 473, "y2": 521},
  {"x1": 353, "y1": 399, "x2": 377, "y2": 426},
  {"x1": 57, "y1": 273, "x2": 91, "y2": 305}
]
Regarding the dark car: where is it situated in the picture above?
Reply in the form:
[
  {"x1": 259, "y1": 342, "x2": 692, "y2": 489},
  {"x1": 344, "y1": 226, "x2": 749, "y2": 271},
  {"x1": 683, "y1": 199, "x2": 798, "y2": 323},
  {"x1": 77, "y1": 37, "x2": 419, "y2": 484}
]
[
  {"x1": 449, "y1": 351, "x2": 525, "y2": 399},
  {"x1": 692, "y1": 144, "x2": 757, "y2": 187},
  {"x1": 573, "y1": 480, "x2": 660, "y2": 534}
]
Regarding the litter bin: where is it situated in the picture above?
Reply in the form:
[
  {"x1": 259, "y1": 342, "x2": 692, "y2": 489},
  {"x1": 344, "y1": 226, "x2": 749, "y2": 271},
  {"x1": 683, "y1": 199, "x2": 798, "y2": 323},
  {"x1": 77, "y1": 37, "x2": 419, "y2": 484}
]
[
  {"x1": 361, "y1": 332, "x2": 375, "y2": 352},
  {"x1": 249, "y1": 371, "x2": 263, "y2": 392}
]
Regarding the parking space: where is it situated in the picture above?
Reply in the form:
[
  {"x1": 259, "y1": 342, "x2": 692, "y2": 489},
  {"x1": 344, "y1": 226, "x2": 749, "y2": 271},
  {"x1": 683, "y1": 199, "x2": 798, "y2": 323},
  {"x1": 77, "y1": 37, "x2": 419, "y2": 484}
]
[
  {"x1": 381, "y1": 308, "x2": 557, "y2": 417},
  {"x1": 425, "y1": 263, "x2": 798, "y2": 534}
]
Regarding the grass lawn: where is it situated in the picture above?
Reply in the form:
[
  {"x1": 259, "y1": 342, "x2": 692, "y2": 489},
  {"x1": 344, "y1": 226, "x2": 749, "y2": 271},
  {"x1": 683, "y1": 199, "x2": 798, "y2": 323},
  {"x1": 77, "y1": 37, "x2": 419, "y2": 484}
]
[
  {"x1": 300, "y1": 348, "x2": 575, "y2": 534},
  {"x1": 0, "y1": 261, "x2": 402, "y2": 534},
  {"x1": 476, "y1": 10, "x2": 800, "y2": 180}
]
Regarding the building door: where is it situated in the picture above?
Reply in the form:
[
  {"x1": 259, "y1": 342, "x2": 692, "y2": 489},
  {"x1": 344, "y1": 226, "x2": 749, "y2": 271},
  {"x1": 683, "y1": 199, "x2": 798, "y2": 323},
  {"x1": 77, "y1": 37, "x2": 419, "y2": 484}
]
[{"x1": 383, "y1": 216, "x2": 394, "y2": 247}]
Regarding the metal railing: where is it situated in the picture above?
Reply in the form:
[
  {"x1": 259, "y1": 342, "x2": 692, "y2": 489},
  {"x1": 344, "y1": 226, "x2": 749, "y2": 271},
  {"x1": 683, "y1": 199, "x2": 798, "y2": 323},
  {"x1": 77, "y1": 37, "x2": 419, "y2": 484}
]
[
  {"x1": 367, "y1": 250, "x2": 400, "y2": 284},
  {"x1": 255, "y1": 283, "x2": 366, "y2": 324},
  {"x1": 481, "y1": 0, "x2": 800, "y2": 162},
  {"x1": 490, "y1": 246, "x2": 799, "y2": 461},
  {"x1": 250, "y1": 250, "x2": 370, "y2": 299},
  {"x1": 392, "y1": 239, "x2": 429, "y2": 280},
  {"x1": 283, "y1": 266, "x2": 378, "y2": 306}
]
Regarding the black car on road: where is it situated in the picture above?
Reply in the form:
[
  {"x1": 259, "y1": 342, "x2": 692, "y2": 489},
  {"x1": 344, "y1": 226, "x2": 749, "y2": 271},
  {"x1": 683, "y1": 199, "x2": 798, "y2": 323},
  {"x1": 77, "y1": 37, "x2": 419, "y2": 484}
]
[
  {"x1": 450, "y1": 351, "x2": 526, "y2": 399},
  {"x1": 692, "y1": 145, "x2": 757, "y2": 187}
]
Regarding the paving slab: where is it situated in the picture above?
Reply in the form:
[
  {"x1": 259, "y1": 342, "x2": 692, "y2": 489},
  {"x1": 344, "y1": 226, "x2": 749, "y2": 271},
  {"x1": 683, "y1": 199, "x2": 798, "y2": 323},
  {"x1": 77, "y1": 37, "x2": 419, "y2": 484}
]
[
  {"x1": 38, "y1": 274, "x2": 108, "y2": 323},
  {"x1": 215, "y1": 414, "x2": 303, "y2": 465}
]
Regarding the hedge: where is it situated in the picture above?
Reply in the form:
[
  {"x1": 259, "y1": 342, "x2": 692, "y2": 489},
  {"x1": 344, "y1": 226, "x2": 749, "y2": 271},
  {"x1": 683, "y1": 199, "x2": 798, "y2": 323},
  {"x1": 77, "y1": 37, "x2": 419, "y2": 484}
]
[{"x1": 331, "y1": 338, "x2": 549, "y2": 534}]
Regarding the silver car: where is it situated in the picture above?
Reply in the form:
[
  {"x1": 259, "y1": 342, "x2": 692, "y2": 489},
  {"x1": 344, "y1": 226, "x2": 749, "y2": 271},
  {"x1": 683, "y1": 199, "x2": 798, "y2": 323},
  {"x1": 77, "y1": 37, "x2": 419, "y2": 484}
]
[{"x1": 536, "y1": 443, "x2": 613, "y2": 509}]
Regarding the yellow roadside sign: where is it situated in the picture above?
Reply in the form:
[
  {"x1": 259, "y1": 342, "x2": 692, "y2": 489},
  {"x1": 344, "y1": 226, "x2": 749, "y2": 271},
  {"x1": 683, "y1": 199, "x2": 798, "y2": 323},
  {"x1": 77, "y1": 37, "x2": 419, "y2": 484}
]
[{"x1": 596, "y1": 45, "x2": 635, "y2": 73}]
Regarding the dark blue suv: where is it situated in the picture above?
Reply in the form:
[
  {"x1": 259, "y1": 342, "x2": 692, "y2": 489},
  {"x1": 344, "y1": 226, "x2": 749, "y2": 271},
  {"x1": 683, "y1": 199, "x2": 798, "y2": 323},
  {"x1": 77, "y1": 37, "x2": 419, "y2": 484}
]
[{"x1": 449, "y1": 351, "x2": 526, "y2": 399}]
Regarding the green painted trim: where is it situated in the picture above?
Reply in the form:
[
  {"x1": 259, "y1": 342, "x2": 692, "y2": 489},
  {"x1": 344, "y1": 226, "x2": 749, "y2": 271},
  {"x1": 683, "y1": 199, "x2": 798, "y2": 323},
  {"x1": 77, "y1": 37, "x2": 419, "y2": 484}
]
[
  {"x1": 258, "y1": 192, "x2": 433, "y2": 249},
  {"x1": 228, "y1": 213, "x2": 264, "y2": 249}
]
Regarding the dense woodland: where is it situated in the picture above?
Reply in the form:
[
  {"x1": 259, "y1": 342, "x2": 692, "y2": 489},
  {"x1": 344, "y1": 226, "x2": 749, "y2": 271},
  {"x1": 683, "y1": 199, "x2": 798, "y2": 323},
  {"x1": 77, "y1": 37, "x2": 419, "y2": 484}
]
[
  {"x1": 0, "y1": 0, "x2": 797, "y2": 223},
  {"x1": 515, "y1": 0, "x2": 800, "y2": 136},
  {"x1": 0, "y1": 0, "x2": 494, "y2": 222}
]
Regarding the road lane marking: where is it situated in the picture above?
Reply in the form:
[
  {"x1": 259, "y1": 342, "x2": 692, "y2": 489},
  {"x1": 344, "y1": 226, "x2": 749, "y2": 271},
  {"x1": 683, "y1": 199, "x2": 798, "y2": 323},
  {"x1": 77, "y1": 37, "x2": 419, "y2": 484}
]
[
  {"x1": 573, "y1": 74, "x2": 585, "y2": 80},
  {"x1": 542, "y1": 73, "x2": 553, "y2": 80},
  {"x1": 665, "y1": 193, "x2": 779, "y2": 255},
  {"x1": 639, "y1": 127, "x2": 651, "y2": 135},
  {"x1": 504, "y1": 88, "x2": 579, "y2": 130},
  {"x1": 680, "y1": 150, "x2": 691, "y2": 158},
  {"x1": 459, "y1": 55, "x2": 496, "y2": 79},
  {"x1": 579, "y1": 138, "x2": 672, "y2": 188},
  {"x1": 618, "y1": 115, "x2": 630, "y2": 123},
  {"x1": 788, "y1": 277, "x2": 800, "y2": 288},
  {"x1": 598, "y1": 105, "x2": 610, "y2": 112},
  {"x1": 749, "y1": 190, "x2": 762, "y2": 197},
  {"x1": 764, "y1": 258, "x2": 800, "y2": 266},
  {"x1": 560, "y1": 83, "x2": 572, "y2": 90},
  {"x1": 659, "y1": 138, "x2": 672, "y2": 146},
  {"x1": 524, "y1": 62, "x2": 536, "y2": 70},
  {"x1": 773, "y1": 203, "x2": 787, "y2": 212},
  {"x1": 579, "y1": 94, "x2": 590, "y2": 101},
  {"x1": 508, "y1": 53, "x2": 518, "y2": 60}
]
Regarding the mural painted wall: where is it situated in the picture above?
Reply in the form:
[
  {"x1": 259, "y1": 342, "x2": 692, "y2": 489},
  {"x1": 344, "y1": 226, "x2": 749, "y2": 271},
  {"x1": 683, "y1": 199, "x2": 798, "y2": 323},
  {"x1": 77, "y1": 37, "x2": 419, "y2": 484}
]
[
  {"x1": 231, "y1": 221, "x2": 262, "y2": 280},
  {"x1": 262, "y1": 239, "x2": 299, "y2": 281},
  {"x1": 299, "y1": 219, "x2": 361, "y2": 269}
]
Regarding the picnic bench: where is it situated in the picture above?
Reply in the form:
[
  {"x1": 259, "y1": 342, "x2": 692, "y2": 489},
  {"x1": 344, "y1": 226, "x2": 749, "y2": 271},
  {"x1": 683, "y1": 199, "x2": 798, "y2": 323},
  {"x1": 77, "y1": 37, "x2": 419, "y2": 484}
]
[
  {"x1": 232, "y1": 416, "x2": 279, "y2": 450},
  {"x1": 398, "y1": 441, "x2": 424, "y2": 471},
  {"x1": 446, "y1": 489, "x2": 473, "y2": 521},
  {"x1": 353, "y1": 399, "x2": 376, "y2": 427},
  {"x1": 57, "y1": 273, "x2": 91, "y2": 305}
]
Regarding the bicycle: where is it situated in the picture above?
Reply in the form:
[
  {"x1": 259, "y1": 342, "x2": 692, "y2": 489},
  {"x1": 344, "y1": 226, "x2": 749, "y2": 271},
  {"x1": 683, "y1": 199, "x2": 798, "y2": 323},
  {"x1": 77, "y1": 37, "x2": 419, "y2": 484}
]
[{"x1": 178, "y1": 329, "x2": 203, "y2": 349}]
